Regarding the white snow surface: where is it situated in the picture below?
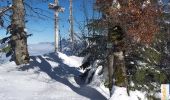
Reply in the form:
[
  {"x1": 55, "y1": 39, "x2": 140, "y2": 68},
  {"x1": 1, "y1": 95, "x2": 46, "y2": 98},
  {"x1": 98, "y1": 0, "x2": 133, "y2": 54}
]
[
  {"x1": 0, "y1": 43, "x2": 146, "y2": 100},
  {"x1": 110, "y1": 87, "x2": 146, "y2": 100},
  {"x1": 0, "y1": 51, "x2": 107, "y2": 100}
]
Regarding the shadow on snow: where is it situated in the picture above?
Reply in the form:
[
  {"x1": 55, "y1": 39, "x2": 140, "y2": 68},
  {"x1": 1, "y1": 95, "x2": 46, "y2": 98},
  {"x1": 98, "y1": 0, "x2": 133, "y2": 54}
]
[{"x1": 19, "y1": 53, "x2": 106, "y2": 100}]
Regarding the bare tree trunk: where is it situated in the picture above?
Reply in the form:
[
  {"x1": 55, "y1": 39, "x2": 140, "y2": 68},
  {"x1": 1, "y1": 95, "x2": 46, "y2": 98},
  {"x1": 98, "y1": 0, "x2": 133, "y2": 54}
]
[
  {"x1": 107, "y1": 47, "x2": 128, "y2": 95},
  {"x1": 107, "y1": 25, "x2": 129, "y2": 95},
  {"x1": 69, "y1": 0, "x2": 74, "y2": 49},
  {"x1": 113, "y1": 51, "x2": 128, "y2": 87},
  {"x1": 11, "y1": 0, "x2": 29, "y2": 65},
  {"x1": 49, "y1": 0, "x2": 64, "y2": 52},
  {"x1": 107, "y1": 50, "x2": 114, "y2": 95},
  {"x1": 54, "y1": 0, "x2": 59, "y2": 52},
  {"x1": 107, "y1": 26, "x2": 115, "y2": 95},
  {"x1": 113, "y1": 48, "x2": 129, "y2": 95}
]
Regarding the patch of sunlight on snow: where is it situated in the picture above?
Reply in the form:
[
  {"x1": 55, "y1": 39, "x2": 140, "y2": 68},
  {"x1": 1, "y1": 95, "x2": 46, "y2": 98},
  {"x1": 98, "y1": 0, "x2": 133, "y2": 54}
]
[
  {"x1": 110, "y1": 86, "x2": 146, "y2": 100},
  {"x1": 58, "y1": 52, "x2": 83, "y2": 67}
]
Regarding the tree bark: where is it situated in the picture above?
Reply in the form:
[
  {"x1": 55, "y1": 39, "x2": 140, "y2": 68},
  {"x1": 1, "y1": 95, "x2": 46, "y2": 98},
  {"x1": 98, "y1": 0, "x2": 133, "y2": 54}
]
[
  {"x1": 11, "y1": 0, "x2": 29, "y2": 65},
  {"x1": 69, "y1": 0, "x2": 74, "y2": 50},
  {"x1": 113, "y1": 43, "x2": 129, "y2": 95},
  {"x1": 113, "y1": 51, "x2": 127, "y2": 87},
  {"x1": 54, "y1": 0, "x2": 59, "y2": 52},
  {"x1": 107, "y1": 50, "x2": 114, "y2": 95},
  {"x1": 107, "y1": 25, "x2": 129, "y2": 95}
]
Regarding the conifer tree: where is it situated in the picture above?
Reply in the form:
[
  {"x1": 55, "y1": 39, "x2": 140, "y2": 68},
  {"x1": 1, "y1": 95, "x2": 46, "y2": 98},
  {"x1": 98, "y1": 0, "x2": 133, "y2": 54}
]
[
  {"x1": 10, "y1": 0, "x2": 30, "y2": 65},
  {"x1": 95, "y1": 0, "x2": 161, "y2": 95}
]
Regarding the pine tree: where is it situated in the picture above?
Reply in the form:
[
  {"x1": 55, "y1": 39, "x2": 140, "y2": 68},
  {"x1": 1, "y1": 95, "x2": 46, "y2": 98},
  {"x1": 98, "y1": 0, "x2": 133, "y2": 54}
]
[
  {"x1": 10, "y1": 0, "x2": 30, "y2": 65},
  {"x1": 95, "y1": 0, "x2": 161, "y2": 96}
]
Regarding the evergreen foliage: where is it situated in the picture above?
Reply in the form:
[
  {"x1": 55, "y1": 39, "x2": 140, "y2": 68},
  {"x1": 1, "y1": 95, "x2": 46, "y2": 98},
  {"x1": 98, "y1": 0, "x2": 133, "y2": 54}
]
[{"x1": 80, "y1": 0, "x2": 170, "y2": 99}]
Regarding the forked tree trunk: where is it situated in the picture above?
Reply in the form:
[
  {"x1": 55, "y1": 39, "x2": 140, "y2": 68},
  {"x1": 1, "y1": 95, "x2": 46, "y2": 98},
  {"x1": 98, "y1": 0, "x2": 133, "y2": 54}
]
[
  {"x1": 107, "y1": 25, "x2": 129, "y2": 95},
  {"x1": 107, "y1": 46, "x2": 128, "y2": 95},
  {"x1": 113, "y1": 41, "x2": 129, "y2": 95},
  {"x1": 11, "y1": 0, "x2": 29, "y2": 65}
]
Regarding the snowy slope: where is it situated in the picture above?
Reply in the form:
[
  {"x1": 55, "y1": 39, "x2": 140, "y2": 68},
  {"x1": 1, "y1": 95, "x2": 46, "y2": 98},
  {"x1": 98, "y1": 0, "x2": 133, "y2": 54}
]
[
  {"x1": 0, "y1": 52, "x2": 107, "y2": 100},
  {"x1": 0, "y1": 42, "x2": 147, "y2": 100}
]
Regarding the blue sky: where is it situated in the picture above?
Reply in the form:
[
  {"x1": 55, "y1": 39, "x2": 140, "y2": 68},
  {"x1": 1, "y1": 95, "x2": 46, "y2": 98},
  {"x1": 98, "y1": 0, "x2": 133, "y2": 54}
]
[
  {"x1": 26, "y1": 0, "x2": 94, "y2": 44},
  {"x1": 0, "y1": 0, "x2": 94, "y2": 44},
  {"x1": 0, "y1": 0, "x2": 169, "y2": 44}
]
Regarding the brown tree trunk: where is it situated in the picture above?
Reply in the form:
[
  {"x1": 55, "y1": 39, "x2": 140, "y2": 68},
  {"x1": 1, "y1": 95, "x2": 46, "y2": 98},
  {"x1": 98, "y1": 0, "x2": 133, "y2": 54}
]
[
  {"x1": 107, "y1": 25, "x2": 129, "y2": 95},
  {"x1": 11, "y1": 0, "x2": 29, "y2": 65},
  {"x1": 107, "y1": 50, "x2": 114, "y2": 94},
  {"x1": 113, "y1": 51, "x2": 128, "y2": 87},
  {"x1": 113, "y1": 45, "x2": 129, "y2": 95},
  {"x1": 107, "y1": 47, "x2": 129, "y2": 95}
]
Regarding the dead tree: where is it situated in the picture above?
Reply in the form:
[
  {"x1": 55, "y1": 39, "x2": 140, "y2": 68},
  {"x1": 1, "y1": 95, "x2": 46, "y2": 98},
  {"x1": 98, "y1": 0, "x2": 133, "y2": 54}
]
[
  {"x1": 49, "y1": 0, "x2": 64, "y2": 52},
  {"x1": 69, "y1": 0, "x2": 74, "y2": 49}
]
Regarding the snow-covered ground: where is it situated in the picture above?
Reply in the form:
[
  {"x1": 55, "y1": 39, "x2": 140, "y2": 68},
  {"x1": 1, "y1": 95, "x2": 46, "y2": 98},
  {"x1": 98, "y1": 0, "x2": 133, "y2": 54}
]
[
  {"x1": 0, "y1": 52, "x2": 108, "y2": 100},
  {"x1": 0, "y1": 43, "x2": 146, "y2": 100},
  {"x1": 109, "y1": 87, "x2": 146, "y2": 100}
]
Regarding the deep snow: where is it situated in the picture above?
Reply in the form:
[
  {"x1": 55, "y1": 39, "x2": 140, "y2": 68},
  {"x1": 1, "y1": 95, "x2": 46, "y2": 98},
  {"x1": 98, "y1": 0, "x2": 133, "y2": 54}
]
[
  {"x1": 0, "y1": 52, "x2": 107, "y2": 100},
  {"x1": 0, "y1": 43, "x2": 147, "y2": 100}
]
